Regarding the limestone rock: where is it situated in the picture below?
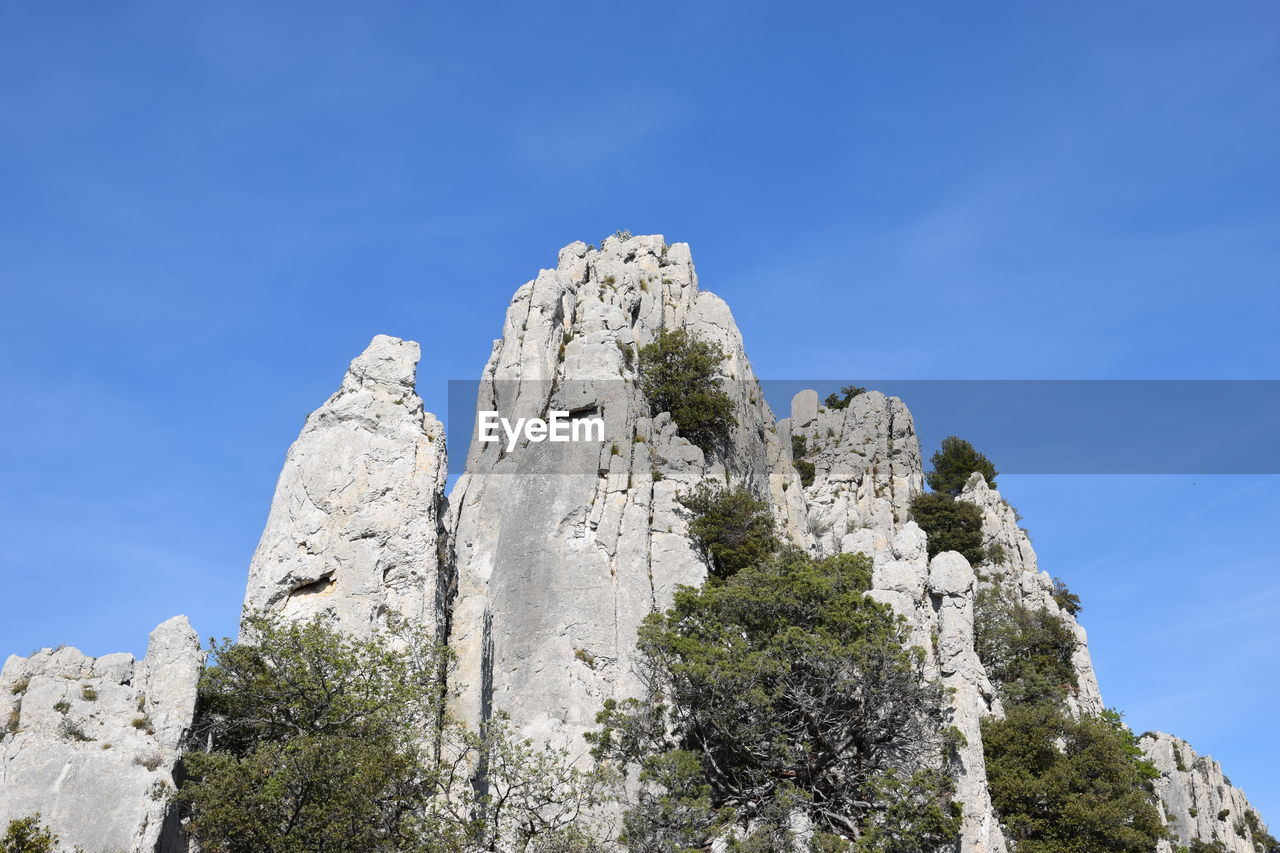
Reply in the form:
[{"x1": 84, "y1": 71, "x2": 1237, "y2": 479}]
[
  {"x1": 1141, "y1": 731, "x2": 1272, "y2": 853},
  {"x1": 957, "y1": 472, "x2": 1104, "y2": 716},
  {"x1": 242, "y1": 335, "x2": 449, "y2": 638},
  {"x1": 0, "y1": 617, "x2": 203, "y2": 853},
  {"x1": 447, "y1": 235, "x2": 805, "y2": 749},
  {"x1": 781, "y1": 389, "x2": 923, "y2": 556}
]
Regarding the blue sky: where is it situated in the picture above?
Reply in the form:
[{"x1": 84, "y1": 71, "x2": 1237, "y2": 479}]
[{"x1": 2, "y1": 0, "x2": 1277, "y2": 821}]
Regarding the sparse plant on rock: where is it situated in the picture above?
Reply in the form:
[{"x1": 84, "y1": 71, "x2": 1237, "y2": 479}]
[
  {"x1": 974, "y1": 585, "x2": 1078, "y2": 706},
  {"x1": 926, "y1": 436, "x2": 998, "y2": 496},
  {"x1": 1, "y1": 815, "x2": 58, "y2": 853},
  {"x1": 638, "y1": 328, "x2": 735, "y2": 453},
  {"x1": 678, "y1": 480, "x2": 778, "y2": 581},
  {"x1": 824, "y1": 385, "x2": 867, "y2": 410}
]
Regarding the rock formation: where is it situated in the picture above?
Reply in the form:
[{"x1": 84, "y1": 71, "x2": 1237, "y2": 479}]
[
  {"x1": 0, "y1": 617, "x2": 203, "y2": 852},
  {"x1": 242, "y1": 334, "x2": 449, "y2": 639},
  {"x1": 2, "y1": 235, "x2": 1270, "y2": 852},
  {"x1": 1142, "y1": 731, "x2": 1275, "y2": 853}
]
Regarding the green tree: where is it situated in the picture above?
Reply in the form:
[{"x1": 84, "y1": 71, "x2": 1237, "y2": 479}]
[
  {"x1": 1051, "y1": 577, "x2": 1083, "y2": 617},
  {"x1": 179, "y1": 613, "x2": 609, "y2": 853},
  {"x1": 2, "y1": 816, "x2": 57, "y2": 853},
  {"x1": 925, "y1": 436, "x2": 998, "y2": 496},
  {"x1": 590, "y1": 550, "x2": 961, "y2": 849},
  {"x1": 638, "y1": 328, "x2": 735, "y2": 453},
  {"x1": 974, "y1": 586, "x2": 1078, "y2": 706},
  {"x1": 909, "y1": 492, "x2": 984, "y2": 564},
  {"x1": 678, "y1": 481, "x2": 779, "y2": 581},
  {"x1": 824, "y1": 386, "x2": 868, "y2": 410},
  {"x1": 982, "y1": 704, "x2": 1165, "y2": 853},
  {"x1": 179, "y1": 614, "x2": 449, "y2": 851}
]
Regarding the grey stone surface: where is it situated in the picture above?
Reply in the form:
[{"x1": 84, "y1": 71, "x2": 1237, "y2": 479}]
[
  {"x1": 1141, "y1": 731, "x2": 1273, "y2": 853},
  {"x1": 0, "y1": 617, "x2": 203, "y2": 853},
  {"x1": 242, "y1": 334, "x2": 449, "y2": 638},
  {"x1": 446, "y1": 235, "x2": 803, "y2": 750}
]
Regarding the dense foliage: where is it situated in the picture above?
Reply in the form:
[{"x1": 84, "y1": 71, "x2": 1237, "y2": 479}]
[
  {"x1": 976, "y1": 579, "x2": 1168, "y2": 853},
  {"x1": 1, "y1": 817, "x2": 58, "y2": 853},
  {"x1": 974, "y1": 586, "x2": 1079, "y2": 706},
  {"x1": 823, "y1": 386, "x2": 867, "y2": 410},
  {"x1": 925, "y1": 436, "x2": 998, "y2": 496},
  {"x1": 908, "y1": 492, "x2": 984, "y2": 564},
  {"x1": 590, "y1": 550, "x2": 962, "y2": 850},
  {"x1": 179, "y1": 613, "x2": 609, "y2": 853},
  {"x1": 982, "y1": 704, "x2": 1164, "y2": 853},
  {"x1": 678, "y1": 481, "x2": 779, "y2": 581},
  {"x1": 638, "y1": 328, "x2": 735, "y2": 453}
]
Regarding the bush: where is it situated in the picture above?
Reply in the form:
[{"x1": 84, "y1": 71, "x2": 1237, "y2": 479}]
[
  {"x1": 982, "y1": 704, "x2": 1164, "y2": 853},
  {"x1": 1, "y1": 815, "x2": 58, "y2": 853},
  {"x1": 909, "y1": 492, "x2": 984, "y2": 564},
  {"x1": 638, "y1": 328, "x2": 735, "y2": 453},
  {"x1": 590, "y1": 550, "x2": 960, "y2": 849},
  {"x1": 1051, "y1": 576, "x2": 1083, "y2": 616},
  {"x1": 678, "y1": 481, "x2": 779, "y2": 581},
  {"x1": 823, "y1": 386, "x2": 867, "y2": 410},
  {"x1": 925, "y1": 436, "x2": 998, "y2": 496},
  {"x1": 974, "y1": 586, "x2": 1079, "y2": 706},
  {"x1": 1187, "y1": 840, "x2": 1228, "y2": 852},
  {"x1": 179, "y1": 613, "x2": 610, "y2": 852},
  {"x1": 1245, "y1": 809, "x2": 1280, "y2": 853}
]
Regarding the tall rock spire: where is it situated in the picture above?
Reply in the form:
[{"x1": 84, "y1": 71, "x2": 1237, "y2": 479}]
[
  {"x1": 242, "y1": 334, "x2": 449, "y2": 637},
  {"x1": 446, "y1": 234, "x2": 804, "y2": 748}
]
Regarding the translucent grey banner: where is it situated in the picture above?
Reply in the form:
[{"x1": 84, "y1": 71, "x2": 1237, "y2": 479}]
[{"x1": 444, "y1": 380, "x2": 1280, "y2": 476}]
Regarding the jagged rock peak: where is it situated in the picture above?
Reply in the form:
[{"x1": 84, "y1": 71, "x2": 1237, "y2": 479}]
[
  {"x1": 447, "y1": 235, "x2": 807, "y2": 750},
  {"x1": 0, "y1": 616, "x2": 204, "y2": 852},
  {"x1": 243, "y1": 334, "x2": 448, "y2": 638},
  {"x1": 1142, "y1": 731, "x2": 1273, "y2": 853},
  {"x1": 779, "y1": 388, "x2": 924, "y2": 554}
]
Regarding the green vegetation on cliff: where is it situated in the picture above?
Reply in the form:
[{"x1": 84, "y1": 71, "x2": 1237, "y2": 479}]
[
  {"x1": 589, "y1": 549, "x2": 962, "y2": 850},
  {"x1": 638, "y1": 328, "x2": 735, "y2": 453}
]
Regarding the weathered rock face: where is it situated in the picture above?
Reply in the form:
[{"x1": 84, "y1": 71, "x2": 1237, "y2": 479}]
[
  {"x1": 215, "y1": 235, "x2": 1270, "y2": 851},
  {"x1": 779, "y1": 389, "x2": 923, "y2": 554},
  {"x1": 779, "y1": 389, "x2": 1007, "y2": 852},
  {"x1": 242, "y1": 334, "x2": 449, "y2": 638},
  {"x1": 447, "y1": 234, "x2": 804, "y2": 748},
  {"x1": 1141, "y1": 731, "x2": 1274, "y2": 853},
  {"x1": 956, "y1": 473, "x2": 1103, "y2": 716},
  {"x1": 0, "y1": 617, "x2": 203, "y2": 853}
]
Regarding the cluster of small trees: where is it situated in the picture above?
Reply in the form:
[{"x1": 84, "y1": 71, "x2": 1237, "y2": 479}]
[{"x1": 177, "y1": 614, "x2": 612, "y2": 852}]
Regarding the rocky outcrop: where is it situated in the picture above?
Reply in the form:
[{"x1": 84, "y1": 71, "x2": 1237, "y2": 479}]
[
  {"x1": 782, "y1": 388, "x2": 1006, "y2": 852},
  {"x1": 0, "y1": 617, "x2": 203, "y2": 853},
  {"x1": 1141, "y1": 732, "x2": 1275, "y2": 853},
  {"x1": 242, "y1": 334, "x2": 449, "y2": 638},
  {"x1": 215, "y1": 234, "x2": 1268, "y2": 851},
  {"x1": 956, "y1": 473, "x2": 1103, "y2": 715},
  {"x1": 780, "y1": 389, "x2": 923, "y2": 554},
  {"x1": 447, "y1": 234, "x2": 804, "y2": 749}
]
